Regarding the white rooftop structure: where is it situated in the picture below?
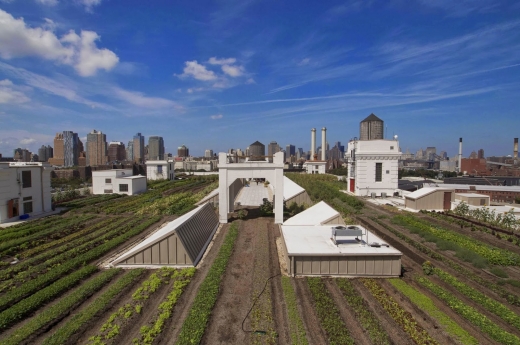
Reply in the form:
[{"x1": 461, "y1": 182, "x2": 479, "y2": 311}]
[
  {"x1": 283, "y1": 176, "x2": 305, "y2": 200},
  {"x1": 284, "y1": 201, "x2": 343, "y2": 226},
  {"x1": 281, "y1": 225, "x2": 401, "y2": 256},
  {"x1": 427, "y1": 183, "x2": 520, "y2": 192}
]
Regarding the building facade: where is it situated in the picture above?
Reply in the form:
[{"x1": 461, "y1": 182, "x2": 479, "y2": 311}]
[
  {"x1": 0, "y1": 162, "x2": 54, "y2": 223},
  {"x1": 148, "y1": 136, "x2": 165, "y2": 160},
  {"x1": 38, "y1": 145, "x2": 53, "y2": 162},
  {"x1": 346, "y1": 139, "x2": 401, "y2": 197},
  {"x1": 86, "y1": 129, "x2": 107, "y2": 166},
  {"x1": 133, "y1": 133, "x2": 145, "y2": 163},
  {"x1": 92, "y1": 169, "x2": 147, "y2": 195},
  {"x1": 48, "y1": 131, "x2": 80, "y2": 167},
  {"x1": 146, "y1": 160, "x2": 174, "y2": 180},
  {"x1": 205, "y1": 149, "x2": 214, "y2": 158},
  {"x1": 108, "y1": 142, "x2": 126, "y2": 162}
]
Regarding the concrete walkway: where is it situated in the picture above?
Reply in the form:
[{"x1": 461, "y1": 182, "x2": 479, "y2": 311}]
[{"x1": 236, "y1": 183, "x2": 270, "y2": 206}]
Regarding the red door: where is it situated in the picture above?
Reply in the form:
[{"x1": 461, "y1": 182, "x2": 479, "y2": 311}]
[
  {"x1": 7, "y1": 199, "x2": 13, "y2": 218},
  {"x1": 350, "y1": 179, "x2": 355, "y2": 192},
  {"x1": 443, "y1": 192, "x2": 451, "y2": 210}
]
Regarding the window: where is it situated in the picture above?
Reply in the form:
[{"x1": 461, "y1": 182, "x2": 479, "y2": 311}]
[
  {"x1": 23, "y1": 201, "x2": 33, "y2": 214},
  {"x1": 375, "y1": 163, "x2": 382, "y2": 182},
  {"x1": 157, "y1": 165, "x2": 163, "y2": 173},
  {"x1": 480, "y1": 199, "x2": 486, "y2": 205},
  {"x1": 104, "y1": 189, "x2": 113, "y2": 194},
  {"x1": 390, "y1": 146, "x2": 394, "y2": 150},
  {"x1": 119, "y1": 184, "x2": 129, "y2": 192},
  {"x1": 23, "y1": 196, "x2": 32, "y2": 201},
  {"x1": 105, "y1": 178, "x2": 112, "y2": 183},
  {"x1": 22, "y1": 171, "x2": 32, "y2": 188},
  {"x1": 386, "y1": 170, "x2": 390, "y2": 174}
]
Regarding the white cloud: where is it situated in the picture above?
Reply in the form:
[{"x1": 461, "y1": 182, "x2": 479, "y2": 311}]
[
  {"x1": 79, "y1": 0, "x2": 102, "y2": 12},
  {"x1": 0, "y1": 79, "x2": 30, "y2": 104},
  {"x1": 208, "y1": 57, "x2": 237, "y2": 65},
  {"x1": 187, "y1": 87, "x2": 204, "y2": 93},
  {"x1": 36, "y1": 0, "x2": 59, "y2": 6},
  {"x1": 210, "y1": 114, "x2": 223, "y2": 120},
  {"x1": 297, "y1": 58, "x2": 310, "y2": 66},
  {"x1": 20, "y1": 138, "x2": 36, "y2": 145},
  {"x1": 221, "y1": 64, "x2": 244, "y2": 77},
  {"x1": 246, "y1": 78, "x2": 256, "y2": 84},
  {"x1": 179, "y1": 60, "x2": 217, "y2": 81},
  {"x1": 0, "y1": 9, "x2": 118, "y2": 76},
  {"x1": 112, "y1": 87, "x2": 182, "y2": 110}
]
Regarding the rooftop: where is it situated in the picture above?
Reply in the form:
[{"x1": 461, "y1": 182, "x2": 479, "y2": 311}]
[
  {"x1": 361, "y1": 113, "x2": 383, "y2": 122},
  {"x1": 284, "y1": 201, "x2": 340, "y2": 226},
  {"x1": 405, "y1": 187, "x2": 454, "y2": 200},
  {"x1": 281, "y1": 225, "x2": 401, "y2": 256},
  {"x1": 283, "y1": 176, "x2": 305, "y2": 200}
]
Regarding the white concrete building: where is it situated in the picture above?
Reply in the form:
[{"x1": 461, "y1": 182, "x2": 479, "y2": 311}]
[
  {"x1": 303, "y1": 161, "x2": 327, "y2": 174},
  {"x1": 0, "y1": 162, "x2": 54, "y2": 223},
  {"x1": 92, "y1": 169, "x2": 147, "y2": 195},
  {"x1": 346, "y1": 139, "x2": 401, "y2": 197},
  {"x1": 146, "y1": 160, "x2": 174, "y2": 180}
]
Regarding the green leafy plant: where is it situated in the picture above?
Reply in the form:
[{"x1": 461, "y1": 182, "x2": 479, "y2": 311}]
[{"x1": 281, "y1": 276, "x2": 308, "y2": 345}]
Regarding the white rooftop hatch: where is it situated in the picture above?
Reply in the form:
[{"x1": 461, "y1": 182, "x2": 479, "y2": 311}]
[{"x1": 283, "y1": 176, "x2": 305, "y2": 200}]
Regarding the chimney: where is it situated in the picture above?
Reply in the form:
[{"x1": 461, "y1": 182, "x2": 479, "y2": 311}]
[
  {"x1": 458, "y1": 138, "x2": 462, "y2": 173},
  {"x1": 321, "y1": 127, "x2": 327, "y2": 161},
  {"x1": 311, "y1": 128, "x2": 316, "y2": 161},
  {"x1": 514, "y1": 138, "x2": 518, "y2": 159}
]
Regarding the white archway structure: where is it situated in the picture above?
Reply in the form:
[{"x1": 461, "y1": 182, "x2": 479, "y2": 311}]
[{"x1": 218, "y1": 152, "x2": 284, "y2": 224}]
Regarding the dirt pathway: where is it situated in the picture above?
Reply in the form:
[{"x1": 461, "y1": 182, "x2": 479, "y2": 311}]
[{"x1": 292, "y1": 278, "x2": 328, "y2": 345}]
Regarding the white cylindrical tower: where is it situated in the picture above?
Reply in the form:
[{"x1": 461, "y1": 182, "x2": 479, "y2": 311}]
[
  {"x1": 458, "y1": 138, "x2": 462, "y2": 173},
  {"x1": 311, "y1": 128, "x2": 316, "y2": 160},
  {"x1": 321, "y1": 127, "x2": 327, "y2": 161}
]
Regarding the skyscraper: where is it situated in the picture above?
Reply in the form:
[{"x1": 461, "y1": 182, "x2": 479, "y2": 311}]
[
  {"x1": 478, "y1": 149, "x2": 485, "y2": 159},
  {"x1": 178, "y1": 145, "x2": 189, "y2": 157},
  {"x1": 38, "y1": 145, "x2": 53, "y2": 162},
  {"x1": 126, "y1": 141, "x2": 134, "y2": 162},
  {"x1": 133, "y1": 133, "x2": 145, "y2": 163},
  {"x1": 268, "y1": 141, "x2": 280, "y2": 156},
  {"x1": 86, "y1": 129, "x2": 107, "y2": 166},
  {"x1": 285, "y1": 144, "x2": 295, "y2": 158},
  {"x1": 148, "y1": 136, "x2": 165, "y2": 160},
  {"x1": 249, "y1": 141, "x2": 265, "y2": 160},
  {"x1": 48, "y1": 131, "x2": 80, "y2": 166},
  {"x1": 205, "y1": 149, "x2": 213, "y2": 158},
  {"x1": 108, "y1": 142, "x2": 126, "y2": 162}
]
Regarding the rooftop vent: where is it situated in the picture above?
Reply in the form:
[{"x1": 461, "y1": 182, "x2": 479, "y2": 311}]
[{"x1": 331, "y1": 225, "x2": 364, "y2": 246}]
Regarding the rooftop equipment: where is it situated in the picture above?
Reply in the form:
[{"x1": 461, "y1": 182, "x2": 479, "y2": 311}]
[{"x1": 331, "y1": 225, "x2": 364, "y2": 246}]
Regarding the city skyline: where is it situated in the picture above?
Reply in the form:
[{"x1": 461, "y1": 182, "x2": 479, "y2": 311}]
[{"x1": 1, "y1": 1, "x2": 520, "y2": 157}]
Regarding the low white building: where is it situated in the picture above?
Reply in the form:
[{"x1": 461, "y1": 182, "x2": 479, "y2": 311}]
[
  {"x1": 0, "y1": 162, "x2": 54, "y2": 223},
  {"x1": 345, "y1": 139, "x2": 401, "y2": 197},
  {"x1": 92, "y1": 169, "x2": 147, "y2": 195},
  {"x1": 146, "y1": 160, "x2": 174, "y2": 180},
  {"x1": 303, "y1": 161, "x2": 327, "y2": 174}
]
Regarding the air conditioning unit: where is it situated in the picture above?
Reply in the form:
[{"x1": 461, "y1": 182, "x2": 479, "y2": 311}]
[
  {"x1": 371, "y1": 192, "x2": 376, "y2": 198},
  {"x1": 381, "y1": 192, "x2": 387, "y2": 199}
]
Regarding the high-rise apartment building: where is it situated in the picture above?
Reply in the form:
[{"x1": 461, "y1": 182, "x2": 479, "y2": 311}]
[
  {"x1": 13, "y1": 148, "x2": 31, "y2": 162},
  {"x1": 86, "y1": 129, "x2": 107, "y2": 166},
  {"x1": 296, "y1": 148, "x2": 304, "y2": 159},
  {"x1": 360, "y1": 113, "x2": 384, "y2": 140},
  {"x1": 38, "y1": 145, "x2": 53, "y2": 162},
  {"x1": 268, "y1": 141, "x2": 280, "y2": 156},
  {"x1": 133, "y1": 133, "x2": 145, "y2": 163},
  {"x1": 285, "y1": 144, "x2": 295, "y2": 158},
  {"x1": 177, "y1": 145, "x2": 189, "y2": 158},
  {"x1": 48, "y1": 131, "x2": 80, "y2": 167},
  {"x1": 148, "y1": 136, "x2": 165, "y2": 160},
  {"x1": 126, "y1": 141, "x2": 134, "y2": 162},
  {"x1": 205, "y1": 149, "x2": 214, "y2": 158},
  {"x1": 478, "y1": 149, "x2": 485, "y2": 159},
  {"x1": 108, "y1": 142, "x2": 126, "y2": 162}
]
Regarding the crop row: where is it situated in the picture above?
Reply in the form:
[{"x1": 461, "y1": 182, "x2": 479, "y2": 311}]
[
  {"x1": 0, "y1": 216, "x2": 137, "y2": 290},
  {"x1": 136, "y1": 268, "x2": 196, "y2": 345},
  {"x1": 369, "y1": 216, "x2": 520, "y2": 306},
  {"x1": 88, "y1": 267, "x2": 178, "y2": 344},
  {"x1": 361, "y1": 278, "x2": 439, "y2": 345},
  {"x1": 42, "y1": 269, "x2": 145, "y2": 345},
  {"x1": 280, "y1": 276, "x2": 308, "y2": 345},
  {"x1": 431, "y1": 267, "x2": 520, "y2": 331},
  {"x1": 394, "y1": 214, "x2": 520, "y2": 266},
  {"x1": 423, "y1": 211, "x2": 520, "y2": 246},
  {"x1": 389, "y1": 278, "x2": 478, "y2": 345},
  {"x1": 0, "y1": 215, "x2": 95, "y2": 256},
  {"x1": 0, "y1": 216, "x2": 65, "y2": 241},
  {"x1": 0, "y1": 216, "x2": 160, "y2": 310},
  {"x1": 335, "y1": 279, "x2": 390, "y2": 345},
  {"x1": 2, "y1": 269, "x2": 121, "y2": 345},
  {"x1": 175, "y1": 221, "x2": 239, "y2": 345},
  {"x1": 60, "y1": 194, "x2": 123, "y2": 209},
  {"x1": 416, "y1": 276, "x2": 520, "y2": 345},
  {"x1": 0, "y1": 265, "x2": 98, "y2": 330},
  {"x1": 306, "y1": 277, "x2": 354, "y2": 345}
]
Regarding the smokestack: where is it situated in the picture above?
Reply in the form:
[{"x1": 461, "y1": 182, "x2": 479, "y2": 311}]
[
  {"x1": 514, "y1": 138, "x2": 518, "y2": 159},
  {"x1": 321, "y1": 127, "x2": 327, "y2": 161},
  {"x1": 458, "y1": 138, "x2": 462, "y2": 173},
  {"x1": 311, "y1": 128, "x2": 316, "y2": 161}
]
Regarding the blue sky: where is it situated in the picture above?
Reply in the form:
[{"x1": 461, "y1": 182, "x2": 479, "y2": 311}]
[{"x1": 1, "y1": 0, "x2": 519, "y2": 158}]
